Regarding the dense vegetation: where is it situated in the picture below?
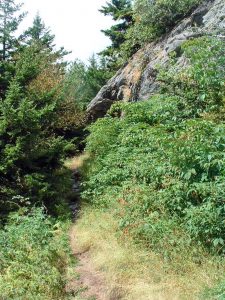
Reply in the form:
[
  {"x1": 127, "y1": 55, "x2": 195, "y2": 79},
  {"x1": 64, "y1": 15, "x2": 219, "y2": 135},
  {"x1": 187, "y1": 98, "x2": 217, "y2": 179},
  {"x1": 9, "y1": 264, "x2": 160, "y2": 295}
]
[
  {"x1": 81, "y1": 35, "x2": 225, "y2": 296},
  {"x1": 0, "y1": 2, "x2": 74, "y2": 217},
  {"x1": 1, "y1": 0, "x2": 224, "y2": 298},
  {"x1": 0, "y1": 0, "x2": 111, "y2": 296},
  {"x1": 0, "y1": 208, "x2": 71, "y2": 300},
  {"x1": 64, "y1": 56, "x2": 110, "y2": 111},
  {"x1": 0, "y1": 1, "x2": 109, "y2": 217},
  {"x1": 0, "y1": 0, "x2": 91, "y2": 298}
]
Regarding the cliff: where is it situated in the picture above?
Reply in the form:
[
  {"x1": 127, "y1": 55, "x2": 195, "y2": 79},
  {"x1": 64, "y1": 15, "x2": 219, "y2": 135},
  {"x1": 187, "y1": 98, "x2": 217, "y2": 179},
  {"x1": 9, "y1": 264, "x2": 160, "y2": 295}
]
[{"x1": 87, "y1": 0, "x2": 225, "y2": 120}]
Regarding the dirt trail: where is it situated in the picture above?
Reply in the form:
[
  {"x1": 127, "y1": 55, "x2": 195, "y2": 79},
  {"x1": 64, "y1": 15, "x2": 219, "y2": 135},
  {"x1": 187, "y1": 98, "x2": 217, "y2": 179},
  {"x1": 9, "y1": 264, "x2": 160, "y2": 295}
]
[
  {"x1": 69, "y1": 228, "x2": 111, "y2": 300},
  {"x1": 66, "y1": 155, "x2": 113, "y2": 300}
]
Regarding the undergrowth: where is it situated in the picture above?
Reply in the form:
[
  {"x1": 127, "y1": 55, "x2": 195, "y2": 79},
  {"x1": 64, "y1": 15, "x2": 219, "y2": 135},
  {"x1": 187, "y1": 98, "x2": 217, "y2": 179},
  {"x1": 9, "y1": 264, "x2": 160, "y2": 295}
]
[
  {"x1": 81, "y1": 36, "x2": 225, "y2": 297},
  {"x1": 0, "y1": 207, "x2": 73, "y2": 300}
]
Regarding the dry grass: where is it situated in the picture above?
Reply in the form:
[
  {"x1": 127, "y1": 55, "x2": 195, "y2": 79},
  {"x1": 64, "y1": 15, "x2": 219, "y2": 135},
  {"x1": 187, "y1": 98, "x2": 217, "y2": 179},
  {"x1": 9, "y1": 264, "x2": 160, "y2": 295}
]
[
  {"x1": 65, "y1": 153, "x2": 90, "y2": 171},
  {"x1": 70, "y1": 207, "x2": 225, "y2": 300}
]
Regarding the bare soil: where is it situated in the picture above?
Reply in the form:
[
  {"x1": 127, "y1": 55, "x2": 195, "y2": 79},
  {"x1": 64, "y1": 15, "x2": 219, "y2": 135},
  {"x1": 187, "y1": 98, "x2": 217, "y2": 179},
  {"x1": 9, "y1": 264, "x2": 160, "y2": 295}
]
[{"x1": 68, "y1": 227, "x2": 115, "y2": 300}]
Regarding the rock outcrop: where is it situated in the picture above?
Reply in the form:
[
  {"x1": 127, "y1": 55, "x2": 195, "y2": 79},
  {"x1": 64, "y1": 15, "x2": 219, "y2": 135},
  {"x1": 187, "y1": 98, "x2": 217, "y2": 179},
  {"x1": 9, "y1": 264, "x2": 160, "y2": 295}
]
[{"x1": 87, "y1": 0, "x2": 225, "y2": 120}]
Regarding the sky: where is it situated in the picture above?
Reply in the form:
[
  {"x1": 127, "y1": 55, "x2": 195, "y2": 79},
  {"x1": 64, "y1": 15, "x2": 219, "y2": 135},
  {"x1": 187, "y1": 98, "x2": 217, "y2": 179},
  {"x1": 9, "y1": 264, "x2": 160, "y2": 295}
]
[{"x1": 18, "y1": 0, "x2": 115, "y2": 62}]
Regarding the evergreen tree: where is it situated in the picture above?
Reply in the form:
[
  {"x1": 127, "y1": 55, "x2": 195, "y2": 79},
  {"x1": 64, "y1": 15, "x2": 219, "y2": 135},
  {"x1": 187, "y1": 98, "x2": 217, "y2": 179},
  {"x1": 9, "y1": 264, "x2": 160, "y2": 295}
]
[
  {"x1": 100, "y1": 0, "x2": 133, "y2": 21},
  {"x1": 0, "y1": 0, "x2": 26, "y2": 99},
  {"x1": 21, "y1": 14, "x2": 70, "y2": 61},
  {"x1": 22, "y1": 14, "x2": 55, "y2": 50},
  {"x1": 64, "y1": 55, "x2": 109, "y2": 110},
  {"x1": 99, "y1": 0, "x2": 133, "y2": 68},
  {"x1": 0, "y1": 44, "x2": 72, "y2": 215},
  {"x1": 0, "y1": 0, "x2": 25, "y2": 61},
  {"x1": 85, "y1": 55, "x2": 110, "y2": 99}
]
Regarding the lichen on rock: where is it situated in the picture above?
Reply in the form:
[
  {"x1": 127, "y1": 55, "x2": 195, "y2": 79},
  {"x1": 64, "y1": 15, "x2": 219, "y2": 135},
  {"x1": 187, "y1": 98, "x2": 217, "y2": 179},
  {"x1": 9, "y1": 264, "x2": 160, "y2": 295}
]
[{"x1": 87, "y1": 0, "x2": 225, "y2": 120}]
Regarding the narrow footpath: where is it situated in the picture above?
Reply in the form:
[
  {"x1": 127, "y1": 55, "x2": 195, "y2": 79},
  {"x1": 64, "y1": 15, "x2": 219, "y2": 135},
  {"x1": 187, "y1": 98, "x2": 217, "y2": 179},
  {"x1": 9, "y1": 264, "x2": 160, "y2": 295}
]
[{"x1": 66, "y1": 155, "x2": 112, "y2": 300}]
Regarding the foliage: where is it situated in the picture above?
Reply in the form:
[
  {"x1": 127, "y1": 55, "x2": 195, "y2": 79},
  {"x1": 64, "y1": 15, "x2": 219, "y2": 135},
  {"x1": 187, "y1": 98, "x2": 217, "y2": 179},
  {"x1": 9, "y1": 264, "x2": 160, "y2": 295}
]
[
  {"x1": 0, "y1": 0, "x2": 89, "y2": 217},
  {"x1": 20, "y1": 14, "x2": 69, "y2": 59},
  {"x1": 21, "y1": 13, "x2": 55, "y2": 49},
  {"x1": 0, "y1": 0, "x2": 26, "y2": 99},
  {"x1": 0, "y1": 207, "x2": 72, "y2": 300},
  {"x1": 0, "y1": 44, "x2": 73, "y2": 216},
  {"x1": 64, "y1": 55, "x2": 110, "y2": 110},
  {"x1": 0, "y1": 0, "x2": 26, "y2": 61},
  {"x1": 81, "y1": 36, "x2": 225, "y2": 255},
  {"x1": 0, "y1": 2, "x2": 111, "y2": 298},
  {"x1": 99, "y1": 0, "x2": 134, "y2": 69},
  {"x1": 158, "y1": 37, "x2": 225, "y2": 117},
  {"x1": 120, "y1": 0, "x2": 201, "y2": 60}
]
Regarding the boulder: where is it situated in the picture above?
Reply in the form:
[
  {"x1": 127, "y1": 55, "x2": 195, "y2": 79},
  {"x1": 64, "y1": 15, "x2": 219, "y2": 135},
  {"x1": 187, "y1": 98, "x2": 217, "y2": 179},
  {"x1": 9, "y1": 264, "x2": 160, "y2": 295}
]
[{"x1": 87, "y1": 0, "x2": 225, "y2": 120}]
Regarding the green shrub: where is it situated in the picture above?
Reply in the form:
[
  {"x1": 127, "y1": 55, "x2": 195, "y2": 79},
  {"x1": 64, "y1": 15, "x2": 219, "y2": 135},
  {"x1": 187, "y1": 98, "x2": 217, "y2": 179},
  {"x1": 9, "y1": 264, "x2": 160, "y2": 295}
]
[
  {"x1": 159, "y1": 37, "x2": 225, "y2": 117},
  {"x1": 0, "y1": 208, "x2": 71, "y2": 300},
  {"x1": 83, "y1": 101, "x2": 225, "y2": 252},
  {"x1": 82, "y1": 36, "x2": 225, "y2": 254}
]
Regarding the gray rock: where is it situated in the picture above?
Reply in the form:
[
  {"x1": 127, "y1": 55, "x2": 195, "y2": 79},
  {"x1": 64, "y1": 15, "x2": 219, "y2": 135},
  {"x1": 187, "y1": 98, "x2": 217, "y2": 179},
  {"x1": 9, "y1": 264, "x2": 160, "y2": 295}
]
[{"x1": 87, "y1": 0, "x2": 225, "y2": 120}]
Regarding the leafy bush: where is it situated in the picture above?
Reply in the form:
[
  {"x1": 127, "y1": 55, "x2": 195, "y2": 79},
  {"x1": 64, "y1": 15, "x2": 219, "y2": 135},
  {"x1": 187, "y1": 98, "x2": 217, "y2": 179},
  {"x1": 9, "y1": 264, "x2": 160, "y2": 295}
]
[
  {"x1": 0, "y1": 208, "x2": 71, "y2": 300},
  {"x1": 82, "y1": 36, "x2": 225, "y2": 254},
  {"x1": 159, "y1": 37, "x2": 225, "y2": 117},
  {"x1": 83, "y1": 100, "x2": 225, "y2": 252}
]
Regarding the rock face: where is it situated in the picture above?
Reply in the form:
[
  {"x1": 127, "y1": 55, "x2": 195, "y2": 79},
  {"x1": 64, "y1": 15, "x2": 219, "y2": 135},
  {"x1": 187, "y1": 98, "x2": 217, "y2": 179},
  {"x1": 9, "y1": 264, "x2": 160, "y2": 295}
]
[{"x1": 87, "y1": 0, "x2": 225, "y2": 120}]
